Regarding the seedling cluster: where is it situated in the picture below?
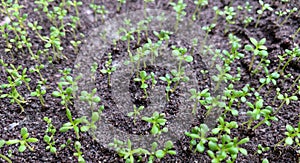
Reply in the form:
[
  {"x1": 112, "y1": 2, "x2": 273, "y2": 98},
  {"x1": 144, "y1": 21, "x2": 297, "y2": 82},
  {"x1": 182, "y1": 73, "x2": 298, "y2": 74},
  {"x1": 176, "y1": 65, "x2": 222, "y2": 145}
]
[{"x1": 0, "y1": 0, "x2": 299, "y2": 162}]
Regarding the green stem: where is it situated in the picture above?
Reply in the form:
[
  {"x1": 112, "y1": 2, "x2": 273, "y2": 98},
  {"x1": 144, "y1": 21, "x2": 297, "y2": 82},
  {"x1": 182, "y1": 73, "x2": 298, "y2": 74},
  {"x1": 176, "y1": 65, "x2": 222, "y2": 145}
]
[
  {"x1": 257, "y1": 83, "x2": 265, "y2": 92},
  {"x1": 252, "y1": 119, "x2": 267, "y2": 130},
  {"x1": 249, "y1": 53, "x2": 256, "y2": 72},
  {"x1": 255, "y1": 14, "x2": 262, "y2": 28},
  {"x1": 0, "y1": 154, "x2": 12, "y2": 163},
  {"x1": 289, "y1": 74, "x2": 300, "y2": 92},
  {"x1": 274, "y1": 100, "x2": 285, "y2": 115},
  {"x1": 280, "y1": 56, "x2": 294, "y2": 75}
]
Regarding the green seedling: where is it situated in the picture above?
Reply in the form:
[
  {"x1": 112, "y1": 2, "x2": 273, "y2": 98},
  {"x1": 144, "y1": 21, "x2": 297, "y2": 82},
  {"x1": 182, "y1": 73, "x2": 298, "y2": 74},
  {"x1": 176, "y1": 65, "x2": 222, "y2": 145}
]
[
  {"x1": 280, "y1": 7, "x2": 297, "y2": 25},
  {"x1": 255, "y1": 0, "x2": 273, "y2": 28},
  {"x1": 5, "y1": 64, "x2": 31, "y2": 91},
  {"x1": 74, "y1": 141, "x2": 85, "y2": 163},
  {"x1": 257, "y1": 67, "x2": 280, "y2": 91},
  {"x1": 80, "y1": 106, "x2": 104, "y2": 139},
  {"x1": 159, "y1": 73, "x2": 177, "y2": 101},
  {"x1": 212, "y1": 117, "x2": 238, "y2": 136},
  {"x1": 1, "y1": 76, "x2": 26, "y2": 113},
  {"x1": 43, "y1": 117, "x2": 57, "y2": 154},
  {"x1": 223, "y1": 6, "x2": 236, "y2": 33},
  {"x1": 152, "y1": 141, "x2": 176, "y2": 159},
  {"x1": 6, "y1": 127, "x2": 39, "y2": 152},
  {"x1": 142, "y1": 111, "x2": 168, "y2": 135},
  {"x1": 79, "y1": 88, "x2": 101, "y2": 111},
  {"x1": 127, "y1": 105, "x2": 144, "y2": 125},
  {"x1": 134, "y1": 70, "x2": 151, "y2": 98},
  {"x1": 185, "y1": 123, "x2": 211, "y2": 153},
  {"x1": 101, "y1": 53, "x2": 116, "y2": 87},
  {"x1": 255, "y1": 144, "x2": 270, "y2": 155},
  {"x1": 192, "y1": 0, "x2": 208, "y2": 21},
  {"x1": 276, "y1": 122, "x2": 300, "y2": 148},
  {"x1": 207, "y1": 135, "x2": 249, "y2": 162},
  {"x1": 59, "y1": 108, "x2": 85, "y2": 139},
  {"x1": 275, "y1": 92, "x2": 298, "y2": 114},
  {"x1": 117, "y1": 0, "x2": 126, "y2": 12},
  {"x1": 143, "y1": 38, "x2": 162, "y2": 64},
  {"x1": 169, "y1": 0, "x2": 187, "y2": 31},
  {"x1": 189, "y1": 88, "x2": 210, "y2": 114},
  {"x1": 89, "y1": 3, "x2": 108, "y2": 23},
  {"x1": 31, "y1": 85, "x2": 47, "y2": 106},
  {"x1": 243, "y1": 16, "x2": 253, "y2": 28},
  {"x1": 244, "y1": 37, "x2": 267, "y2": 72},
  {"x1": 150, "y1": 72, "x2": 157, "y2": 89},
  {"x1": 245, "y1": 99, "x2": 277, "y2": 129},
  {"x1": 70, "y1": 40, "x2": 81, "y2": 54},
  {"x1": 68, "y1": 0, "x2": 82, "y2": 26},
  {"x1": 279, "y1": 47, "x2": 300, "y2": 75},
  {"x1": 109, "y1": 139, "x2": 149, "y2": 163},
  {"x1": 29, "y1": 64, "x2": 46, "y2": 84},
  {"x1": 0, "y1": 140, "x2": 12, "y2": 163}
]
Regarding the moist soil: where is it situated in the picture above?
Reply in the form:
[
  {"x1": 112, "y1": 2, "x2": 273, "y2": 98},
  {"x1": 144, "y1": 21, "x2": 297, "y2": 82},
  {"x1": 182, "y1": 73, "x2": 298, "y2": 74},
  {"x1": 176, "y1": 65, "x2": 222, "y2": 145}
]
[{"x1": 0, "y1": 0, "x2": 300, "y2": 162}]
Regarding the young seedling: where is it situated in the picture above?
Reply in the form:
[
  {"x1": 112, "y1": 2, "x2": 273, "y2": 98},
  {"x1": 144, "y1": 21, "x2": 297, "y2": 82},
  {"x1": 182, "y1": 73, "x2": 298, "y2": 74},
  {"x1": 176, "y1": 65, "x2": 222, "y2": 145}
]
[
  {"x1": 89, "y1": 3, "x2": 108, "y2": 23},
  {"x1": 192, "y1": 0, "x2": 208, "y2": 21},
  {"x1": 255, "y1": 144, "x2": 270, "y2": 155},
  {"x1": 29, "y1": 64, "x2": 46, "y2": 84},
  {"x1": 5, "y1": 64, "x2": 31, "y2": 91},
  {"x1": 276, "y1": 122, "x2": 300, "y2": 148},
  {"x1": 142, "y1": 111, "x2": 168, "y2": 135},
  {"x1": 100, "y1": 53, "x2": 117, "y2": 87},
  {"x1": 169, "y1": 0, "x2": 187, "y2": 31},
  {"x1": 134, "y1": 70, "x2": 151, "y2": 98},
  {"x1": 257, "y1": 67, "x2": 280, "y2": 91},
  {"x1": 79, "y1": 88, "x2": 101, "y2": 111},
  {"x1": 5, "y1": 127, "x2": 39, "y2": 152},
  {"x1": 43, "y1": 117, "x2": 57, "y2": 154},
  {"x1": 73, "y1": 141, "x2": 85, "y2": 163},
  {"x1": 31, "y1": 85, "x2": 47, "y2": 107},
  {"x1": 59, "y1": 108, "x2": 85, "y2": 139},
  {"x1": 159, "y1": 73, "x2": 176, "y2": 101},
  {"x1": 274, "y1": 92, "x2": 298, "y2": 114},
  {"x1": 189, "y1": 88, "x2": 210, "y2": 114},
  {"x1": 244, "y1": 37, "x2": 267, "y2": 71},
  {"x1": 127, "y1": 105, "x2": 144, "y2": 125},
  {"x1": 185, "y1": 123, "x2": 211, "y2": 153},
  {"x1": 143, "y1": 0, "x2": 154, "y2": 17},
  {"x1": 223, "y1": 6, "x2": 236, "y2": 33},
  {"x1": 211, "y1": 117, "x2": 238, "y2": 136},
  {"x1": 280, "y1": 7, "x2": 297, "y2": 26},
  {"x1": 153, "y1": 140, "x2": 176, "y2": 159},
  {"x1": 0, "y1": 140, "x2": 12, "y2": 163},
  {"x1": 255, "y1": 0, "x2": 273, "y2": 28},
  {"x1": 150, "y1": 72, "x2": 157, "y2": 89},
  {"x1": 117, "y1": 0, "x2": 126, "y2": 12},
  {"x1": 109, "y1": 139, "x2": 149, "y2": 163},
  {"x1": 80, "y1": 106, "x2": 104, "y2": 139}
]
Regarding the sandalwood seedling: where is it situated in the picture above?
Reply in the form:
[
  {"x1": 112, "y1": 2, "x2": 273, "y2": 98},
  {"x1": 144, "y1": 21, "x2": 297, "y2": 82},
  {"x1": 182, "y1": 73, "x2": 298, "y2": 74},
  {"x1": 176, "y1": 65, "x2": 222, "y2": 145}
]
[
  {"x1": 59, "y1": 108, "x2": 85, "y2": 139},
  {"x1": 134, "y1": 70, "x2": 151, "y2": 98},
  {"x1": 255, "y1": 0, "x2": 273, "y2": 28},
  {"x1": 192, "y1": 0, "x2": 208, "y2": 21},
  {"x1": 142, "y1": 111, "x2": 168, "y2": 135},
  {"x1": 127, "y1": 105, "x2": 144, "y2": 125},
  {"x1": 0, "y1": 140, "x2": 12, "y2": 163},
  {"x1": 244, "y1": 37, "x2": 267, "y2": 71},
  {"x1": 169, "y1": 0, "x2": 187, "y2": 31},
  {"x1": 109, "y1": 139, "x2": 149, "y2": 163},
  {"x1": 185, "y1": 124, "x2": 211, "y2": 153},
  {"x1": 43, "y1": 117, "x2": 57, "y2": 154},
  {"x1": 5, "y1": 127, "x2": 39, "y2": 152},
  {"x1": 274, "y1": 92, "x2": 298, "y2": 114},
  {"x1": 74, "y1": 141, "x2": 85, "y2": 163},
  {"x1": 31, "y1": 84, "x2": 47, "y2": 106},
  {"x1": 189, "y1": 88, "x2": 210, "y2": 114}
]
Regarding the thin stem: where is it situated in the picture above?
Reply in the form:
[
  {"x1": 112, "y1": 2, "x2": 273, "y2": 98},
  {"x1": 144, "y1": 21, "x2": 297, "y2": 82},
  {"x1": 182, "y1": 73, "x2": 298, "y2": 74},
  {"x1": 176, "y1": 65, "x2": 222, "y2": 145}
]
[
  {"x1": 252, "y1": 119, "x2": 266, "y2": 130},
  {"x1": 0, "y1": 154, "x2": 12, "y2": 163},
  {"x1": 274, "y1": 100, "x2": 285, "y2": 115},
  {"x1": 255, "y1": 14, "x2": 262, "y2": 28}
]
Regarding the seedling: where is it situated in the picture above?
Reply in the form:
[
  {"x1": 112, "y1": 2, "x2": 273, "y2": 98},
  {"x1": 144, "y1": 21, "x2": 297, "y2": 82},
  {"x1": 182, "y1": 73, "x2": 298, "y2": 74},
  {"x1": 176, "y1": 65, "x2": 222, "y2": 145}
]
[
  {"x1": 70, "y1": 40, "x2": 81, "y2": 54},
  {"x1": 109, "y1": 139, "x2": 149, "y2": 163},
  {"x1": 152, "y1": 140, "x2": 176, "y2": 159},
  {"x1": 5, "y1": 64, "x2": 31, "y2": 91},
  {"x1": 79, "y1": 88, "x2": 101, "y2": 111},
  {"x1": 80, "y1": 106, "x2": 104, "y2": 139},
  {"x1": 185, "y1": 123, "x2": 210, "y2": 153},
  {"x1": 257, "y1": 67, "x2": 280, "y2": 91},
  {"x1": 59, "y1": 108, "x2": 85, "y2": 139},
  {"x1": 127, "y1": 105, "x2": 144, "y2": 125},
  {"x1": 255, "y1": 0, "x2": 273, "y2": 28},
  {"x1": 276, "y1": 122, "x2": 300, "y2": 149},
  {"x1": 31, "y1": 85, "x2": 47, "y2": 107},
  {"x1": 275, "y1": 92, "x2": 298, "y2": 114},
  {"x1": 280, "y1": 7, "x2": 297, "y2": 25},
  {"x1": 244, "y1": 37, "x2": 267, "y2": 71},
  {"x1": 29, "y1": 64, "x2": 46, "y2": 84},
  {"x1": 189, "y1": 88, "x2": 210, "y2": 114},
  {"x1": 255, "y1": 144, "x2": 270, "y2": 155},
  {"x1": 169, "y1": 0, "x2": 187, "y2": 31},
  {"x1": 142, "y1": 111, "x2": 168, "y2": 135},
  {"x1": 117, "y1": 0, "x2": 126, "y2": 12},
  {"x1": 43, "y1": 117, "x2": 57, "y2": 154},
  {"x1": 89, "y1": 3, "x2": 107, "y2": 23},
  {"x1": 192, "y1": 0, "x2": 208, "y2": 21},
  {"x1": 100, "y1": 53, "x2": 117, "y2": 87},
  {"x1": 134, "y1": 70, "x2": 151, "y2": 98},
  {"x1": 5, "y1": 127, "x2": 39, "y2": 152},
  {"x1": 159, "y1": 73, "x2": 177, "y2": 101},
  {"x1": 212, "y1": 117, "x2": 238, "y2": 136},
  {"x1": 0, "y1": 140, "x2": 12, "y2": 163},
  {"x1": 223, "y1": 6, "x2": 236, "y2": 33},
  {"x1": 74, "y1": 141, "x2": 85, "y2": 163},
  {"x1": 143, "y1": 0, "x2": 154, "y2": 17}
]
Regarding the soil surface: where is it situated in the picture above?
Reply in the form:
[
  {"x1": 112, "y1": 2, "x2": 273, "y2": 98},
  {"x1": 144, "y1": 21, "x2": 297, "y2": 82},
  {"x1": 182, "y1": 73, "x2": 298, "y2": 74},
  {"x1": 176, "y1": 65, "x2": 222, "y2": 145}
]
[{"x1": 0, "y1": 0, "x2": 300, "y2": 163}]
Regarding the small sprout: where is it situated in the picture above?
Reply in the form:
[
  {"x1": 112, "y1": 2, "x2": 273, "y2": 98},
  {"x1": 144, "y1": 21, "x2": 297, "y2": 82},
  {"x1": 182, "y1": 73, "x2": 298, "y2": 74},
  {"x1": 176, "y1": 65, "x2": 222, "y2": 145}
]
[
  {"x1": 43, "y1": 117, "x2": 57, "y2": 154},
  {"x1": 127, "y1": 105, "x2": 144, "y2": 125},
  {"x1": 74, "y1": 141, "x2": 85, "y2": 163},
  {"x1": 255, "y1": 0, "x2": 273, "y2": 28},
  {"x1": 134, "y1": 70, "x2": 151, "y2": 98},
  {"x1": 142, "y1": 112, "x2": 168, "y2": 135},
  {"x1": 5, "y1": 127, "x2": 39, "y2": 152}
]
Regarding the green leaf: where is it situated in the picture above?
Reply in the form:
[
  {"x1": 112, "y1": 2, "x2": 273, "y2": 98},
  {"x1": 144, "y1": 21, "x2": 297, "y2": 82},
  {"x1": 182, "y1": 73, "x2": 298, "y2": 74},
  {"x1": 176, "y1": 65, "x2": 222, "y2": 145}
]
[
  {"x1": 286, "y1": 124, "x2": 294, "y2": 132},
  {"x1": 19, "y1": 144, "x2": 27, "y2": 152},
  {"x1": 228, "y1": 147, "x2": 238, "y2": 154},
  {"x1": 151, "y1": 125, "x2": 159, "y2": 134},
  {"x1": 52, "y1": 91, "x2": 61, "y2": 97},
  {"x1": 0, "y1": 140, "x2": 5, "y2": 148},
  {"x1": 249, "y1": 37, "x2": 258, "y2": 46},
  {"x1": 208, "y1": 141, "x2": 218, "y2": 151},
  {"x1": 155, "y1": 150, "x2": 165, "y2": 158},
  {"x1": 6, "y1": 139, "x2": 19, "y2": 145},
  {"x1": 239, "y1": 148, "x2": 248, "y2": 155},
  {"x1": 238, "y1": 137, "x2": 250, "y2": 145},
  {"x1": 59, "y1": 126, "x2": 71, "y2": 132},
  {"x1": 196, "y1": 143, "x2": 205, "y2": 153},
  {"x1": 27, "y1": 138, "x2": 39, "y2": 143},
  {"x1": 184, "y1": 56, "x2": 193, "y2": 62},
  {"x1": 165, "y1": 141, "x2": 173, "y2": 149},
  {"x1": 285, "y1": 137, "x2": 293, "y2": 145},
  {"x1": 80, "y1": 126, "x2": 89, "y2": 132},
  {"x1": 245, "y1": 44, "x2": 253, "y2": 51}
]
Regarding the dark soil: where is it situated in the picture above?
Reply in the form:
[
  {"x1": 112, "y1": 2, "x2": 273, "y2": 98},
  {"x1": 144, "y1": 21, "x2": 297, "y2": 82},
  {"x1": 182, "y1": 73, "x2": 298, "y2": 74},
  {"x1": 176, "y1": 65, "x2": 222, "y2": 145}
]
[{"x1": 0, "y1": 0, "x2": 299, "y2": 163}]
